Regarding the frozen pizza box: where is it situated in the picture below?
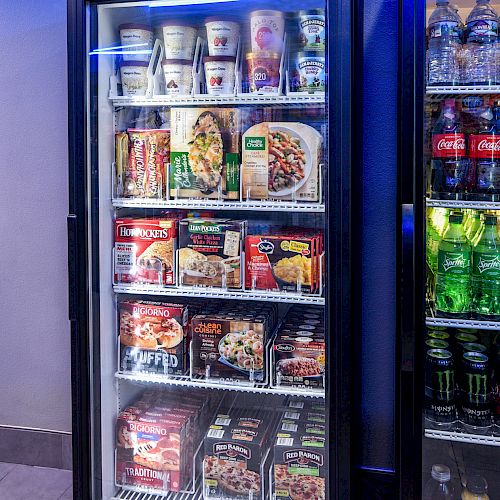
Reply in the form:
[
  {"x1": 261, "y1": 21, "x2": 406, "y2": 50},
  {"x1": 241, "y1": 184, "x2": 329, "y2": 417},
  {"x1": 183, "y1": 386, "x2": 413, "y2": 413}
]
[
  {"x1": 285, "y1": 398, "x2": 326, "y2": 412},
  {"x1": 170, "y1": 108, "x2": 240, "y2": 200},
  {"x1": 114, "y1": 218, "x2": 177, "y2": 286},
  {"x1": 273, "y1": 334, "x2": 325, "y2": 390},
  {"x1": 203, "y1": 410, "x2": 273, "y2": 499},
  {"x1": 190, "y1": 314, "x2": 267, "y2": 383},
  {"x1": 119, "y1": 300, "x2": 189, "y2": 376},
  {"x1": 278, "y1": 418, "x2": 326, "y2": 437},
  {"x1": 242, "y1": 122, "x2": 322, "y2": 202},
  {"x1": 178, "y1": 218, "x2": 245, "y2": 289},
  {"x1": 273, "y1": 433, "x2": 326, "y2": 500}
]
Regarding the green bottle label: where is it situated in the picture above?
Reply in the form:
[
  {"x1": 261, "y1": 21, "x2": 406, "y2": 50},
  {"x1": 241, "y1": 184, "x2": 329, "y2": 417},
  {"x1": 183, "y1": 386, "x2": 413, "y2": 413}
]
[
  {"x1": 473, "y1": 252, "x2": 500, "y2": 279},
  {"x1": 438, "y1": 250, "x2": 471, "y2": 276}
]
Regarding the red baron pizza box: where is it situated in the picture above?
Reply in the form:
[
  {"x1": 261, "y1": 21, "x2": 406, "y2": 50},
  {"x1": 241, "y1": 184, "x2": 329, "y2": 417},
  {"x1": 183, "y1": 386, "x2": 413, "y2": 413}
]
[
  {"x1": 114, "y1": 218, "x2": 177, "y2": 286},
  {"x1": 119, "y1": 300, "x2": 188, "y2": 376}
]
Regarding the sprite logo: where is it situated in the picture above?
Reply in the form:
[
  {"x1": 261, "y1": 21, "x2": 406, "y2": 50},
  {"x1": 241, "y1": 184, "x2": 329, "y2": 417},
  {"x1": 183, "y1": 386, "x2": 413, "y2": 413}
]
[
  {"x1": 477, "y1": 255, "x2": 500, "y2": 274},
  {"x1": 442, "y1": 254, "x2": 467, "y2": 271},
  {"x1": 436, "y1": 369, "x2": 454, "y2": 393},
  {"x1": 467, "y1": 373, "x2": 488, "y2": 402}
]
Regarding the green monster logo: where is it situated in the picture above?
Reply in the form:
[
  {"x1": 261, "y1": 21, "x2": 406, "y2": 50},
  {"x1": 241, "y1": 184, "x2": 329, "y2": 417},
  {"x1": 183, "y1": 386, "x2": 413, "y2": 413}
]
[
  {"x1": 436, "y1": 370, "x2": 454, "y2": 393},
  {"x1": 467, "y1": 373, "x2": 488, "y2": 403}
]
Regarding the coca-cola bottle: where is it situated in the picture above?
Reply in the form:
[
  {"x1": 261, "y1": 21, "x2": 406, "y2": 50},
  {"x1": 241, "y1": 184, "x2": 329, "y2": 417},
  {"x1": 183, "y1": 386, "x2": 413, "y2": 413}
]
[
  {"x1": 431, "y1": 99, "x2": 468, "y2": 200},
  {"x1": 469, "y1": 100, "x2": 500, "y2": 201}
]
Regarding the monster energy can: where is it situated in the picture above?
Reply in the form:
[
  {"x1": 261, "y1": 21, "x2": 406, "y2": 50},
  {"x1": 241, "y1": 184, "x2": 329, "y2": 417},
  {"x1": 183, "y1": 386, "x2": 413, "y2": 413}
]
[
  {"x1": 427, "y1": 330, "x2": 450, "y2": 342},
  {"x1": 461, "y1": 343, "x2": 487, "y2": 355},
  {"x1": 453, "y1": 333, "x2": 479, "y2": 357},
  {"x1": 459, "y1": 352, "x2": 492, "y2": 430},
  {"x1": 426, "y1": 339, "x2": 450, "y2": 350},
  {"x1": 425, "y1": 349, "x2": 456, "y2": 428}
]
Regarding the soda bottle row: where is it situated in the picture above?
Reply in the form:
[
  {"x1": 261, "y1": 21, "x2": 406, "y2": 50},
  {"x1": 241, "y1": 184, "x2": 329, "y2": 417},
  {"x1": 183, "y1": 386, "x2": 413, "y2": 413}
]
[
  {"x1": 431, "y1": 98, "x2": 500, "y2": 200},
  {"x1": 425, "y1": 327, "x2": 500, "y2": 433},
  {"x1": 427, "y1": 0, "x2": 500, "y2": 86},
  {"x1": 427, "y1": 209, "x2": 500, "y2": 319}
]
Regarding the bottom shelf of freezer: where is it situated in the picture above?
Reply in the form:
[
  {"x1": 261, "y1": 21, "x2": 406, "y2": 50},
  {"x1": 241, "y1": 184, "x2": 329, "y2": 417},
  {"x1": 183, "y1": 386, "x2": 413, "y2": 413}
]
[{"x1": 111, "y1": 386, "x2": 328, "y2": 500}]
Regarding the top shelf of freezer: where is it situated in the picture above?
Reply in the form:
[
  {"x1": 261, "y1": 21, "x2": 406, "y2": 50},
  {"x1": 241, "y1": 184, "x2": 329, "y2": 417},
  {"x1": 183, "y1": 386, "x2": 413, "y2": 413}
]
[{"x1": 427, "y1": 86, "x2": 500, "y2": 96}]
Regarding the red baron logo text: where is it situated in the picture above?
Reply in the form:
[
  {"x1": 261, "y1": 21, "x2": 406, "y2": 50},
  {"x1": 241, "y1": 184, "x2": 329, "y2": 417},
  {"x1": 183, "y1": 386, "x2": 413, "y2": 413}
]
[
  {"x1": 132, "y1": 305, "x2": 171, "y2": 318},
  {"x1": 283, "y1": 449, "x2": 323, "y2": 465}
]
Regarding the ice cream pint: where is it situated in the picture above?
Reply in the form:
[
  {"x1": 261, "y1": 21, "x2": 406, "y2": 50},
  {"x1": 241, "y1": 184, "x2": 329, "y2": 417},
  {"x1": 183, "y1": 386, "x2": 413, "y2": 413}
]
[
  {"x1": 298, "y1": 9, "x2": 326, "y2": 51},
  {"x1": 296, "y1": 52, "x2": 326, "y2": 93},
  {"x1": 204, "y1": 56, "x2": 236, "y2": 95},
  {"x1": 246, "y1": 52, "x2": 281, "y2": 94},
  {"x1": 205, "y1": 17, "x2": 240, "y2": 57},
  {"x1": 162, "y1": 59, "x2": 193, "y2": 96},
  {"x1": 250, "y1": 10, "x2": 285, "y2": 54},
  {"x1": 119, "y1": 23, "x2": 154, "y2": 62},
  {"x1": 161, "y1": 22, "x2": 197, "y2": 60},
  {"x1": 120, "y1": 61, "x2": 149, "y2": 96}
]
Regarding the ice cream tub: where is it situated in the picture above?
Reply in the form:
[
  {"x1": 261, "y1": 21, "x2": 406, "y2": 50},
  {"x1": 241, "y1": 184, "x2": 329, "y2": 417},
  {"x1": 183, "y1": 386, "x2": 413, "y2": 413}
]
[
  {"x1": 162, "y1": 59, "x2": 193, "y2": 96},
  {"x1": 161, "y1": 21, "x2": 197, "y2": 60},
  {"x1": 250, "y1": 10, "x2": 285, "y2": 53},
  {"x1": 119, "y1": 23, "x2": 154, "y2": 62},
  {"x1": 120, "y1": 61, "x2": 149, "y2": 97},
  {"x1": 203, "y1": 56, "x2": 236, "y2": 95},
  {"x1": 296, "y1": 52, "x2": 326, "y2": 93},
  {"x1": 298, "y1": 9, "x2": 326, "y2": 51},
  {"x1": 246, "y1": 52, "x2": 281, "y2": 94},
  {"x1": 205, "y1": 17, "x2": 240, "y2": 56}
]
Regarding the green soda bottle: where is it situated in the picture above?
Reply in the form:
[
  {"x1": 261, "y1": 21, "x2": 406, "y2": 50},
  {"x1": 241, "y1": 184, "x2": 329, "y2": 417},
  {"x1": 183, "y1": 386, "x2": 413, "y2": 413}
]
[
  {"x1": 466, "y1": 210, "x2": 481, "y2": 243},
  {"x1": 472, "y1": 214, "x2": 500, "y2": 320},
  {"x1": 435, "y1": 212, "x2": 471, "y2": 318}
]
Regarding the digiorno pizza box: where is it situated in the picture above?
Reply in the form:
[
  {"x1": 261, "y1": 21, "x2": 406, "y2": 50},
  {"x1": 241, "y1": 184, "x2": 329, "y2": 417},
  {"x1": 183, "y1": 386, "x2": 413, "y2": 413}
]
[
  {"x1": 118, "y1": 300, "x2": 189, "y2": 377},
  {"x1": 273, "y1": 432, "x2": 326, "y2": 500},
  {"x1": 114, "y1": 218, "x2": 177, "y2": 286}
]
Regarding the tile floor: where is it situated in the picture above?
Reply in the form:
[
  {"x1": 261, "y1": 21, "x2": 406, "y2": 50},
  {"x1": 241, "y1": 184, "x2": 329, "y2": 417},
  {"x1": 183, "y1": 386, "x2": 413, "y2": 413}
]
[{"x1": 0, "y1": 462, "x2": 72, "y2": 500}]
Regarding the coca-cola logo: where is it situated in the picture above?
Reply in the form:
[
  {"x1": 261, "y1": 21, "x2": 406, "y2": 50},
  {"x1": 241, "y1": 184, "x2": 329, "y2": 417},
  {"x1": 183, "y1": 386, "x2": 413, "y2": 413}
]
[
  {"x1": 437, "y1": 138, "x2": 465, "y2": 151},
  {"x1": 469, "y1": 135, "x2": 500, "y2": 158},
  {"x1": 433, "y1": 134, "x2": 465, "y2": 158},
  {"x1": 477, "y1": 139, "x2": 500, "y2": 152}
]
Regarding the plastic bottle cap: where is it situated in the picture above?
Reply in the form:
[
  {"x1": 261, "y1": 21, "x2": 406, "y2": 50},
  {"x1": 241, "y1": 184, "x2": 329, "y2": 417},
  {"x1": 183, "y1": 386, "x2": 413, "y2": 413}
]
[
  {"x1": 466, "y1": 475, "x2": 488, "y2": 494},
  {"x1": 449, "y1": 214, "x2": 463, "y2": 224},
  {"x1": 431, "y1": 464, "x2": 451, "y2": 482}
]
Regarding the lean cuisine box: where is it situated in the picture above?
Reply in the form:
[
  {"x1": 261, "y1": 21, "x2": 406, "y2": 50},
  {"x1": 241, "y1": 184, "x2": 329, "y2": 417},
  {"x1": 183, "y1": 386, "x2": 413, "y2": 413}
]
[{"x1": 170, "y1": 108, "x2": 240, "y2": 199}]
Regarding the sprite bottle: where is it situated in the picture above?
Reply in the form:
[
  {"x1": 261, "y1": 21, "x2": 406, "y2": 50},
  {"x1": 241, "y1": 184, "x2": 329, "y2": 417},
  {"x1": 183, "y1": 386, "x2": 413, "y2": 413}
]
[
  {"x1": 435, "y1": 212, "x2": 472, "y2": 317},
  {"x1": 472, "y1": 214, "x2": 500, "y2": 320}
]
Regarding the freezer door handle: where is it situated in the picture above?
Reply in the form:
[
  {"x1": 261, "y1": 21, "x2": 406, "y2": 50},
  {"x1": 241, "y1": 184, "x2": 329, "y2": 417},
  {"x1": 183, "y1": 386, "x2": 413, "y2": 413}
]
[{"x1": 67, "y1": 214, "x2": 79, "y2": 322}]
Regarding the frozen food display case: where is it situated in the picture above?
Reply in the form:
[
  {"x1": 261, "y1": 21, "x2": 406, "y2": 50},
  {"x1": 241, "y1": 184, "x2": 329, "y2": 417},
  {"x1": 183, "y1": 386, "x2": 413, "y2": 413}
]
[
  {"x1": 400, "y1": 0, "x2": 500, "y2": 498},
  {"x1": 67, "y1": 0, "x2": 352, "y2": 499}
]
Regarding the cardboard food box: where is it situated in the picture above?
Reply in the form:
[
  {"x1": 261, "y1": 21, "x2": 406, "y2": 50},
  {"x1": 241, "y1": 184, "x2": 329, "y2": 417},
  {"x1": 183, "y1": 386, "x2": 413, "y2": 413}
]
[
  {"x1": 273, "y1": 333, "x2": 325, "y2": 390},
  {"x1": 191, "y1": 314, "x2": 267, "y2": 383},
  {"x1": 118, "y1": 300, "x2": 189, "y2": 376},
  {"x1": 242, "y1": 122, "x2": 322, "y2": 201},
  {"x1": 203, "y1": 409, "x2": 273, "y2": 499},
  {"x1": 273, "y1": 432, "x2": 326, "y2": 500},
  {"x1": 170, "y1": 108, "x2": 240, "y2": 199},
  {"x1": 114, "y1": 218, "x2": 177, "y2": 286},
  {"x1": 178, "y1": 219, "x2": 245, "y2": 289},
  {"x1": 245, "y1": 234, "x2": 320, "y2": 294}
]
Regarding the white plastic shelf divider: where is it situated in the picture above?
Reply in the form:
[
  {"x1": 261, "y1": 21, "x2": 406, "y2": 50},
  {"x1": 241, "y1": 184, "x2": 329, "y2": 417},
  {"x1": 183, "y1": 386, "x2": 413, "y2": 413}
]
[
  {"x1": 111, "y1": 93, "x2": 326, "y2": 107},
  {"x1": 425, "y1": 428, "x2": 500, "y2": 447},
  {"x1": 426, "y1": 85, "x2": 500, "y2": 95},
  {"x1": 115, "y1": 371, "x2": 326, "y2": 399},
  {"x1": 112, "y1": 198, "x2": 326, "y2": 213},
  {"x1": 426, "y1": 198, "x2": 500, "y2": 211},
  {"x1": 426, "y1": 316, "x2": 500, "y2": 331},
  {"x1": 114, "y1": 284, "x2": 325, "y2": 305}
]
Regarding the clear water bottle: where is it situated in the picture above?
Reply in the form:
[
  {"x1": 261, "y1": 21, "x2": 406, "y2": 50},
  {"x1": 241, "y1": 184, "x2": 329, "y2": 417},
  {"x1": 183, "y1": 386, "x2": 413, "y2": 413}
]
[
  {"x1": 464, "y1": 0, "x2": 499, "y2": 85},
  {"x1": 424, "y1": 464, "x2": 456, "y2": 499},
  {"x1": 427, "y1": 0, "x2": 463, "y2": 86}
]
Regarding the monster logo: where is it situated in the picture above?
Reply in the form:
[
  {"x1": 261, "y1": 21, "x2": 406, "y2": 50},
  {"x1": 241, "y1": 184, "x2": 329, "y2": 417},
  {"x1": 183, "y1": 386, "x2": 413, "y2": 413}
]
[
  {"x1": 466, "y1": 373, "x2": 488, "y2": 403},
  {"x1": 436, "y1": 369, "x2": 454, "y2": 393}
]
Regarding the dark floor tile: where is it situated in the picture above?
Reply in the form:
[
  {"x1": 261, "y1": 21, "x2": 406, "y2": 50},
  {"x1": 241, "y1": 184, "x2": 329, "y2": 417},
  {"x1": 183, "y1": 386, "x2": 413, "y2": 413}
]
[
  {"x1": 0, "y1": 462, "x2": 16, "y2": 481},
  {"x1": 0, "y1": 464, "x2": 72, "y2": 500}
]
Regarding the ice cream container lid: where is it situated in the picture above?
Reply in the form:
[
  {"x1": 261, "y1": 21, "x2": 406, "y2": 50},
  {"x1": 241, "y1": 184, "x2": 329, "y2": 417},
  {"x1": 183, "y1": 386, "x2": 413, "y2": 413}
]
[
  {"x1": 121, "y1": 60, "x2": 149, "y2": 67},
  {"x1": 160, "y1": 21, "x2": 197, "y2": 28},
  {"x1": 250, "y1": 10, "x2": 285, "y2": 17},
  {"x1": 246, "y1": 51, "x2": 281, "y2": 60},
  {"x1": 162, "y1": 59, "x2": 193, "y2": 66},
  {"x1": 298, "y1": 9, "x2": 325, "y2": 16},
  {"x1": 203, "y1": 56, "x2": 237, "y2": 63},
  {"x1": 119, "y1": 23, "x2": 153, "y2": 31},
  {"x1": 205, "y1": 17, "x2": 240, "y2": 24}
]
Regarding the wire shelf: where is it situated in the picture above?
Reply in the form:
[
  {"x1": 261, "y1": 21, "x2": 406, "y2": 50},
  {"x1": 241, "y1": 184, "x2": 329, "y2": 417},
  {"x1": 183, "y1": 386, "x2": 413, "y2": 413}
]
[
  {"x1": 426, "y1": 198, "x2": 500, "y2": 211},
  {"x1": 425, "y1": 428, "x2": 500, "y2": 447},
  {"x1": 426, "y1": 85, "x2": 500, "y2": 96},
  {"x1": 426, "y1": 316, "x2": 500, "y2": 331}
]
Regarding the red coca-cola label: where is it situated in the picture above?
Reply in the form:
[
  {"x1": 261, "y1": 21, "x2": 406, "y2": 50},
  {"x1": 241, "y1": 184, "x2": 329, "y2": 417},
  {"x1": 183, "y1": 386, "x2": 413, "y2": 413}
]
[
  {"x1": 469, "y1": 134, "x2": 500, "y2": 159},
  {"x1": 432, "y1": 133, "x2": 466, "y2": 158}
]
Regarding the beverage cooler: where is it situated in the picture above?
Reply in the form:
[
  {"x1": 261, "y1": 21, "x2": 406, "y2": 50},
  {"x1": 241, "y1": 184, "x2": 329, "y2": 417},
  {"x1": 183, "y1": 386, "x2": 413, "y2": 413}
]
[
  {"x1": 67, "y1": 1, "x2": 352, "y2": 499},
  {"x1": 400, "y1": 0, "x2": 500, "y2": 498}
]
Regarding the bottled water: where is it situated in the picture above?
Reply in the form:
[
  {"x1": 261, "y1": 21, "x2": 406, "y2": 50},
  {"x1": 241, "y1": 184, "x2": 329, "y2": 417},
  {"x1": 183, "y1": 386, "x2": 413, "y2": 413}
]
[
  {"x1": 464, "y1": 0, "x2": 499, "y2": 85},
  {"x1": 423, "y1": 464, "x2": 456, "y2": 499},
  {"x1": 427, "y1": 0, "x2": 463, "y2": 86}
]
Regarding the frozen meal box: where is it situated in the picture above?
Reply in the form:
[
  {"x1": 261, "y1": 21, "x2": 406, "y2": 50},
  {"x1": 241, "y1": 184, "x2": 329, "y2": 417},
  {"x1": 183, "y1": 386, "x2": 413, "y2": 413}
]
[
  {"x1": 242, "y1": 122, "x2": 322, "y2": 201},
  {"x1": 178, "y1": 218, "x2": 245, "y2": 289},
  {"x1": 114, "y1": 218, "x2": 177, "y2": 286},
  {"x1": 118, "y1": 300, "x2": 189, "y2": 376},
  {"x1": 170, "y1": 108, "x2": 240, "y2": 199}
]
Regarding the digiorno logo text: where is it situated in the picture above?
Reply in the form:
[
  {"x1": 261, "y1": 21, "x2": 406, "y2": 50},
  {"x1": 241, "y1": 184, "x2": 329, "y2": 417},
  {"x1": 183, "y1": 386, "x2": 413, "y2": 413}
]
[
  {"x1": 119, "y1": 224, "x2": 170, "y2": 239},
  {"x1": 214, "y1": 442, "x2": 251, "y2": 460},
  {"x1": 132, "y1": 305, "x2": 171, "y2": 318},
  {"x1": 284, "y1": 449, "x2": 323, "y2": 466}
]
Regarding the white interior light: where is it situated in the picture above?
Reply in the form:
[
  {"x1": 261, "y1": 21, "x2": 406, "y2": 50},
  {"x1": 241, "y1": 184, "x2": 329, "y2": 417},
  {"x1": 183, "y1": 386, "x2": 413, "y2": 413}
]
[
  {"x1": 93, "y1": 43, "x2": 149, "y2": 52},
  {"x1": 149, "y1": 0, "x2": 237, "y2": 7}
]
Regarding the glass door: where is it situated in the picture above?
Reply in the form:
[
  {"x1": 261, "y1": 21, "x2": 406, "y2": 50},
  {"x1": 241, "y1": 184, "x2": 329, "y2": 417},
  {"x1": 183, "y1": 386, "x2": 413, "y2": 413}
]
[
  {"x1": 406, "y1": 0, "x2": 500, "y2": 497},
  {"x1": 73, "y1": 0, "x2": 351, "y2": 498}
]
